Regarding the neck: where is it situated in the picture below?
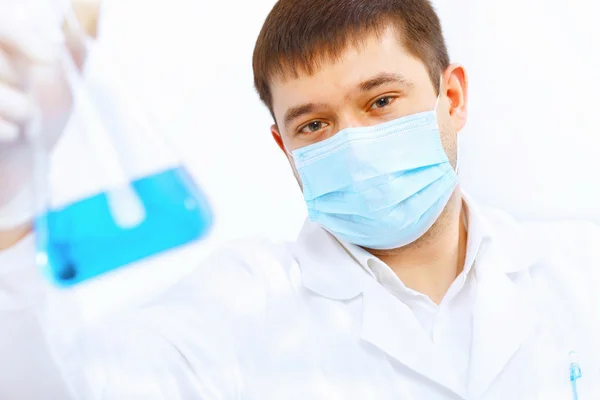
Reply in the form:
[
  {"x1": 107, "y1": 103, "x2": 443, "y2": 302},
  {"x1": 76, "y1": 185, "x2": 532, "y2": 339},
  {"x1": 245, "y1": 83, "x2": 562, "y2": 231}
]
[
  {"x1": 368, "y1": 190, "x2": 467, "y2": 304},
  {"x1": 0, "y1": 223, "x2": 33, "y2": 251}
]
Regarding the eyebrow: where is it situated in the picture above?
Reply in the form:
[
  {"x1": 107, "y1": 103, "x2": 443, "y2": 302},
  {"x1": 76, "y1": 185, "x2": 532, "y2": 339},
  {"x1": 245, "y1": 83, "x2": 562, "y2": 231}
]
[
  {"x1": 283, "y1": 102, "x2": 328, "y2": 130},
  {"x1": 359, "y1": 72, "x2": 415, "y2": 92}
]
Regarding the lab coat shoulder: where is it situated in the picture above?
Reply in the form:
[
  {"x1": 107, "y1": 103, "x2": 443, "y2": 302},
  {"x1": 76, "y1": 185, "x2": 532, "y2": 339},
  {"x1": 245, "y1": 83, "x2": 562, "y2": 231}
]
[
  {"x1": 538, "y1": 219, "x2": 600, "y2": 319},
  {"x1": 519, "y1": 217, "x2": 600, "y2": 282},
  {"x1": 474, "y1": 206, "x2": 600, "y2": 326},
  {"x1": 479, "y1": 205, "x2": 600, "y2": 278},
  {"x1": 484, "y1": 208, "x2": 600, "y2": 338}
]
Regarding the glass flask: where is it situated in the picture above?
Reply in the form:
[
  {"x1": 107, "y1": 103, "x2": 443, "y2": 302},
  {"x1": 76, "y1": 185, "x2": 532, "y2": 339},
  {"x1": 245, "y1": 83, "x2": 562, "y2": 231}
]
[{"x1": 28, "y1": 7, "x2": 213, "y2": 287}]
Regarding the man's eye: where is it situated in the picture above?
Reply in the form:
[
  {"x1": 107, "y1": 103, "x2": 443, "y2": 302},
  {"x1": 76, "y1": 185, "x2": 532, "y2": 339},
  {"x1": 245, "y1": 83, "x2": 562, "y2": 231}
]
[
  {"x1": 370, "y1": 96, "x2": 395, "y2": 110},
  {"x1": 300, "y1": 121, "x2": 328, "y2": 134}
]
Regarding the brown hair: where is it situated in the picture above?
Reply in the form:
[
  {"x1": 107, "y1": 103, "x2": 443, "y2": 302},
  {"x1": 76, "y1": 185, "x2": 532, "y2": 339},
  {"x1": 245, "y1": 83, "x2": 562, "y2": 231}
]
[{"x1": 252, "y1": 0, "x2": 450, "y2": 119}]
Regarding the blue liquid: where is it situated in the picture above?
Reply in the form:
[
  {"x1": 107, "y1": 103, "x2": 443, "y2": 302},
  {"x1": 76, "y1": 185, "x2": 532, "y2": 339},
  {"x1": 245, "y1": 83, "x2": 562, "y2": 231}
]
[{"x1": 36, "y1": 166, "x2": 213, "y2": 287}]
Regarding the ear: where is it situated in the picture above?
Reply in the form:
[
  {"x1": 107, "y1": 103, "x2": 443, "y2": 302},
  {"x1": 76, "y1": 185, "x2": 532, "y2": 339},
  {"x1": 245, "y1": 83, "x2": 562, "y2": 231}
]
[
  {"x1": 442, "y1": 64, "x2": 468, "y2": 132},
  {"x1": 271, "y1": 124, "x2": 287, "y2": 154}
]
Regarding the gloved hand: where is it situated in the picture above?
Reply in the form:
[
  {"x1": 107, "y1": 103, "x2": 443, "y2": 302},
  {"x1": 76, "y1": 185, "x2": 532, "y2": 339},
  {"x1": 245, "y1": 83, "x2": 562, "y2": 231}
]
[{"x1": 0, "y1": 1, "x2": 75, "y2": 231}]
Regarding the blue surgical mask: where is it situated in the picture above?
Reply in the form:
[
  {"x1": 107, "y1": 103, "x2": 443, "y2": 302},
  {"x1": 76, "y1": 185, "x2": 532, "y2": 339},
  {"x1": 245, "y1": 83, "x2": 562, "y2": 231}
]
[{"x1": 291, "y1": 105, "x2": 458, "y2": 250}]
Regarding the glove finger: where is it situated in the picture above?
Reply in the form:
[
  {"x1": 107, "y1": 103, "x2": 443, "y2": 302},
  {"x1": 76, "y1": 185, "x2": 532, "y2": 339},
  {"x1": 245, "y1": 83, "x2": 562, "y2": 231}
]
[{"x1": 0, "y1": 82, "x2": 33, "y2": 125}]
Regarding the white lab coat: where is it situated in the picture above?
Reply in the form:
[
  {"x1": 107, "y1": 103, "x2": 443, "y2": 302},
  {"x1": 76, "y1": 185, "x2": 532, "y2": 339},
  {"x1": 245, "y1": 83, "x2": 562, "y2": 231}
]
[
  {"x1": 56, "y1": 199, "x2": 600, "y2": 400},
  {"x1": 0, "y1": 236, "x2": 76, "y2": 399}
]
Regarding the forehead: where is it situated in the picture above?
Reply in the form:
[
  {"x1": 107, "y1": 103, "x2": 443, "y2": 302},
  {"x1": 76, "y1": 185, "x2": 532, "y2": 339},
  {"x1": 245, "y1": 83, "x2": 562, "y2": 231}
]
[{"x1": 270, "y1": 28, "x2": 431, "y2": 122}]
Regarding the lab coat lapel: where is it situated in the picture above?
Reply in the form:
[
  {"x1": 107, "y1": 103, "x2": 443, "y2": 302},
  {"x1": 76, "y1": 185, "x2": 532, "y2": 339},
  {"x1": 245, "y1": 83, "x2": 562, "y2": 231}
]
[
  {"x1": 360, "y1": 282, "x2": 465, "y2": 397},
  {"x1": 468, "y1": 245, "x2": 538, "y2": 399}
]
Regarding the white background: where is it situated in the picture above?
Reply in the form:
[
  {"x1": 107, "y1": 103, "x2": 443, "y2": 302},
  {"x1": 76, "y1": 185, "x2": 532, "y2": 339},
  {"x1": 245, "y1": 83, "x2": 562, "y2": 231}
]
[{"x1": 61, "y1": 0, "x2": 600, "y2": 318}]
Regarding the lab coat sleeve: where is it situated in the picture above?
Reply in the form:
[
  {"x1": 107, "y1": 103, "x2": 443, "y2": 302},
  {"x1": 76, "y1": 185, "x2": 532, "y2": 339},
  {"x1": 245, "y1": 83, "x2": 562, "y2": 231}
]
[{"x1": 60, "y1": 238, "x2": 272, "y2": 400}]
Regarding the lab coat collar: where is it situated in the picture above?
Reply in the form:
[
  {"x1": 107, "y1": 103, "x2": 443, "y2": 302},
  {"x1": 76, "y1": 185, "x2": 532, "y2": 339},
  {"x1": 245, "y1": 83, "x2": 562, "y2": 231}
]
[
  {"x1": 294, "y1": 220, "x2": 370, "y2": 300},
  {"x1": 462, "y1": 190, "x2": 543, "y2": 274},
  {"x1": 295, "y1": 191, "x2": 543, "y2": 301},
  {"x1": 336, "y1": 191, "x2": 492, "y2": 283}
]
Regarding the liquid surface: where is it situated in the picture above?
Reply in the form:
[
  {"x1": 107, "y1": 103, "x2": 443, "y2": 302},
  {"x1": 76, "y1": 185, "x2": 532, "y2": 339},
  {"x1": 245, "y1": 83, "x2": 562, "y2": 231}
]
[{"x1": 36, "y1": 166, "x2": 213, "y2": 287}]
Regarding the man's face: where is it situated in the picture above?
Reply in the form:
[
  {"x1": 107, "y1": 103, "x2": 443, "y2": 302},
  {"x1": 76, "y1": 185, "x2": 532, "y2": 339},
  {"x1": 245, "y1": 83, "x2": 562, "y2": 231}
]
[{"x1": 269, "y1": 27, "x2": 467, "y2": 183}]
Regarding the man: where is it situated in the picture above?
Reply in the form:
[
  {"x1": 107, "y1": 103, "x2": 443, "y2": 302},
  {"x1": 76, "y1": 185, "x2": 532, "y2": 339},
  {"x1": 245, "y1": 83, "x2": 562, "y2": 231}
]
[{"x1": 2, "y1": 0, "x2": 600, "y2": 399}]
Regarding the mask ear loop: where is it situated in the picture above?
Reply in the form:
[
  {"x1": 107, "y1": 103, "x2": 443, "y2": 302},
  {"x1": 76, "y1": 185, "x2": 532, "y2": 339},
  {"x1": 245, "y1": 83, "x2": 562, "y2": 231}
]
[{"x1": 285, "y1": 148, "x2": 295, "y2": 163}]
